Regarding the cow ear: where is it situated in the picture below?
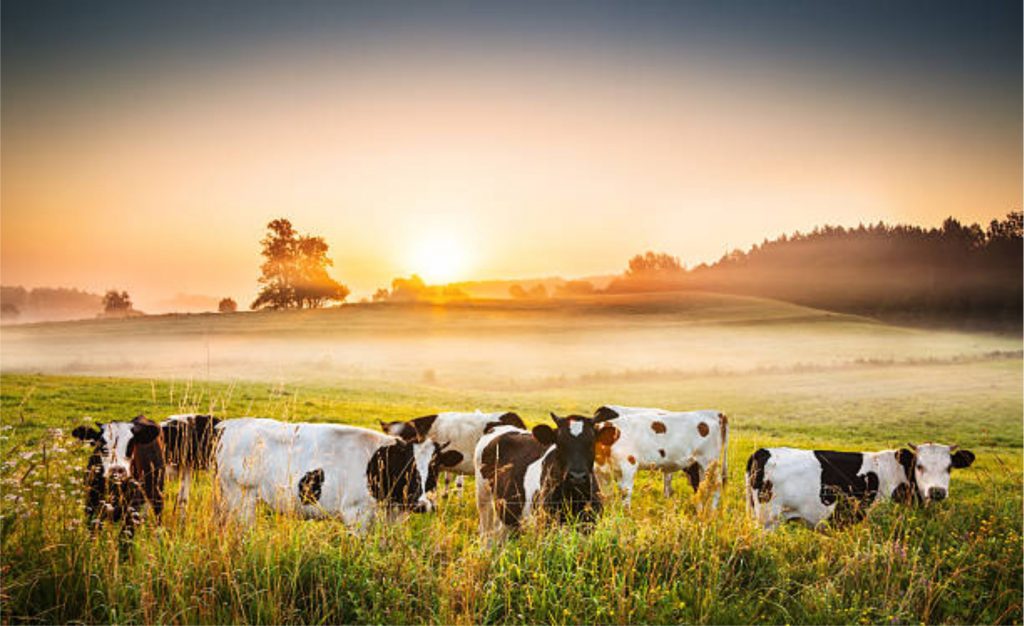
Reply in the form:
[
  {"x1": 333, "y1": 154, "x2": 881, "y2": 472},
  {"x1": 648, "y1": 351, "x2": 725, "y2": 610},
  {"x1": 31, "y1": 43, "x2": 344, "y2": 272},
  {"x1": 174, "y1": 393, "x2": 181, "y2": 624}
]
[
  {"x1": 596, "y1": 424, "x2": 620, "y2": 446},
  {"x1": 951, "y1": 449, "x2": 975, "y2": 469},
  {"x1": 379, "y1": 420, "x2": 391, "y2": 433},
  {"x1": 132, "y1": 418, "x2": 161, "y2": 445},
  {"x1": 594, "y1": 406, "x2": 619, "y2": 422},
  {"x1": 438, "y1": 450, "x2": 464, "y2": 468},
  {"x1": 549, "y1": 412, "x2": 566, "y2": 428},
  {"x1": 532, "y1": 424, "x2": 557, "y2": 446},
  {"x1": 411, "y1": 414, "x2": 438, "y2": 440},
  {"x1": 72, "y1": 425, "x2": 101, "y2": 441},
  {"x1": 499, "y1": 412, "x2": 526, "y2": 430}
]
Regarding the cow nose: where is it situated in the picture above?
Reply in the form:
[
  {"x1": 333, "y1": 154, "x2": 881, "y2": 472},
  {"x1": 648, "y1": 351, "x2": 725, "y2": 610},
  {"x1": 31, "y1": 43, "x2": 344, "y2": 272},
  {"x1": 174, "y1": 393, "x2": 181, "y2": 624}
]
[
  {"x1": 108, "y1": 466, "x2": 128, "y2": 481},
  {"x1": 568, "y1": 470, "x2": 589, "y2": 484},
  {"x1": 928, "y1": 487, "x2": 947, "y2": 502}
]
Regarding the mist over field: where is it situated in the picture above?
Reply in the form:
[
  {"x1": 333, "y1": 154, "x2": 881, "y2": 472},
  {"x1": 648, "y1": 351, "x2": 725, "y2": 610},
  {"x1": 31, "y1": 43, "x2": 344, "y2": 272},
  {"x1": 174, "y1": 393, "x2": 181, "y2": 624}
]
[{"x1": 2, "y1": 292, "x2": 1018, "y2": 389}]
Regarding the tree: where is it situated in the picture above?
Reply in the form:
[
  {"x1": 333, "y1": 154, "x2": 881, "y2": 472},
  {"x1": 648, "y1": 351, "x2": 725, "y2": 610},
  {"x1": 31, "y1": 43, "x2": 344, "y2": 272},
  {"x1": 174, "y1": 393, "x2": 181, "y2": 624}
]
[
  {"x1": 556, "y1": 280, "x2": 595, "y2": 297},
  {"x1": 626, "y1": 251, "x2": 684, "y2": 276},
  {"x1": 372, "y1": 288, "x2": 390, "y2": 302},
  {"x1": 251, "y1": 218, "x2": 350, "y2": 310},
  {"x1": 218, "y1": 298, "x2": 238, "y2": 313},
  {"x1": 103, "y1": 290, "x2": 132, "y2": 314}
]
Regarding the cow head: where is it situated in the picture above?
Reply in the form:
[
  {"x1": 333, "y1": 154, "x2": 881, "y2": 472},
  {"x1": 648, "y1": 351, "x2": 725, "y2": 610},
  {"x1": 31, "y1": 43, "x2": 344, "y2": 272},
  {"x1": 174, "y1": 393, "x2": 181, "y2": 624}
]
[
  {"x1": 898, "y1": 443, "x2": 975, "y2": 503},
  {"x1": 532, "y1": 413, "x2": 620, "y2": 489},
  {"x1": 367, "y1": 435, "x2": 463, "y2": 513},
  {"x1": 72, "y1": 415, "x2": 162, "y2": 482},
  {"x1": 379, "y1": 414, "x2": 438, "y2": 442}
]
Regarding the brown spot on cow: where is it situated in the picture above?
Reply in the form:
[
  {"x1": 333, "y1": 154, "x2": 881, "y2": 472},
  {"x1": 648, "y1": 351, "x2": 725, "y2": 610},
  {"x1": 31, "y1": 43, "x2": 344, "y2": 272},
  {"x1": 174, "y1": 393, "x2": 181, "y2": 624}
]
[
  {"x1": 758, "y1": 479, "x2": 773, "y2": 503},
  {"x1": 627, "y1": 455, "x2": 637, "y2": 465},
  {"x1": 651, "y1": 421, "x2": 667, "y2": 434},
  {"x1": 697, "y1": 422, "x2": 710, "y2": 437},
  {"x1": 658, "y1": 449, "x2": 666, "y2": 458}
]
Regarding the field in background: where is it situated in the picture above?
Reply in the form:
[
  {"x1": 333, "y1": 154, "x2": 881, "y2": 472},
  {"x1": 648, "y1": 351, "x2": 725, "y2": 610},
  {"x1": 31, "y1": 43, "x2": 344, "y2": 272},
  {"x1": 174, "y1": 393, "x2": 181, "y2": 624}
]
[{"x1": 1, "y1": 293, "x2": 1021, "y2": 624}]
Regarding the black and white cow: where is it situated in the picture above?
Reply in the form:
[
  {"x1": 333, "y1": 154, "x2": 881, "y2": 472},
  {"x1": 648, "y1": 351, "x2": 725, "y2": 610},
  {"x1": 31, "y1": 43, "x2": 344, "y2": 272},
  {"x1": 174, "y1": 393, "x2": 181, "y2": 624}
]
[
  {"x1": 474, "y1": 413, "x2": 620, "y2": 539},
  {"x1": 71, "y1": 416, "x2": 165, "y2": 537},
  {"x1": 214, "y1": 418, "x2": 463, "y2": 529},
  {"x1": 381, "y1": 411, "x2": 526, "y2": 490},
  {"x1": 591, "y1": 406, "x2": 729, "y2": 508},
  {"x1": 159, "y1": 414, "x2": 221, "y2": 508},
  {"x1": 745, "y1": 443, "x2": 976, "y2": 530}
]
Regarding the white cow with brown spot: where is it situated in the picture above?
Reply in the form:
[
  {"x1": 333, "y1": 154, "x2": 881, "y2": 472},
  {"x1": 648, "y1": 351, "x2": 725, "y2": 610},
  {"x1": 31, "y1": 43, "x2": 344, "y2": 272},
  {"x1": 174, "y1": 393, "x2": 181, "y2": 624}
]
[{"x1": 592, "y1": 405, "x2": 729, "y2": 508}]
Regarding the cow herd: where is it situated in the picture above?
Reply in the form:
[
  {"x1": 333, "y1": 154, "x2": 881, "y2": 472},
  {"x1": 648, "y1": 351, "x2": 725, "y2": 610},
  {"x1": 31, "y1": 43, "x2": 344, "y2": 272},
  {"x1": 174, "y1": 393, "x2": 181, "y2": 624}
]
[{"x1": 69, "y1": 407, "x2": 975, "y2": 540}]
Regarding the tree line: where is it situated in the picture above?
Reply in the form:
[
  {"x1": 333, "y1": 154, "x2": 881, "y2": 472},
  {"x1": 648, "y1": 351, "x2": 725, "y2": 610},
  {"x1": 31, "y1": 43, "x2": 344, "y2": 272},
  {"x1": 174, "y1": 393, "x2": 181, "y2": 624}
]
[{"x1": 608, "y1": 212, "x2": 1023, "y2": 329}]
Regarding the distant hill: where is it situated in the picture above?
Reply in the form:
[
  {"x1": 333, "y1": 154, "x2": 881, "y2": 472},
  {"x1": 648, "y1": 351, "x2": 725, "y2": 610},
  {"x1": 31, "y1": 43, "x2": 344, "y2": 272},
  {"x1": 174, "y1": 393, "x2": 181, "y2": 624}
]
[
  {"x1": 0, "y1": 286, "x2": 103, "y2": 323},
  {"x1": 608, "y1": 212, "x2": 1023, "y2": 331}
]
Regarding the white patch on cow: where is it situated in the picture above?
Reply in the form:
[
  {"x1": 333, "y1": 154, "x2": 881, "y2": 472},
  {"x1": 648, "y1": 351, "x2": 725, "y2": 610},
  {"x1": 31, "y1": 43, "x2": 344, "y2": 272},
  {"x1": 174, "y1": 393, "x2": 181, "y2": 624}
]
[
  {"x1": 99, "y1": 422, "x2": 136, "y2": 479},
  {"x1": 411, "y1": 440, "x2": 437, "y2": 511},
  {"x1": 569, "y1": 420, "x2": 583, "y2": 437},
  {"x1": 521, "y1": 447, "x2": 555, "y2": 519}
]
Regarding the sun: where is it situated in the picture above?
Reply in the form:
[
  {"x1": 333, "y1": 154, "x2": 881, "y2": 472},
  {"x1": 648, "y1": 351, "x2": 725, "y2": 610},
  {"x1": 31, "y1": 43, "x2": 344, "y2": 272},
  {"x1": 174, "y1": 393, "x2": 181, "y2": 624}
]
[{"x1": 408, "y1": 233, "x2": 468, "y2": 284}]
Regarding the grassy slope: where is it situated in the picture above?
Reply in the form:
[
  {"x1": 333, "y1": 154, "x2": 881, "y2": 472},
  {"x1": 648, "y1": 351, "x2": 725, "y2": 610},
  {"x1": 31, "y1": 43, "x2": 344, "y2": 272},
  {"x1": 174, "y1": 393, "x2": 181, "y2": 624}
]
[{"x1": 1, "y1": 294, "x2": 1021, "y2": 624}]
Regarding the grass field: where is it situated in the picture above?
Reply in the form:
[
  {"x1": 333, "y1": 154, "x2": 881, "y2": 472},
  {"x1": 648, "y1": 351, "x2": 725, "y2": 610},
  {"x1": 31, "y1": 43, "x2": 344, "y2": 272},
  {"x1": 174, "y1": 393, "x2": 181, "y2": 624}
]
[{"x1": 1, "y1": 293, "x2": 1021, "y2": 624}]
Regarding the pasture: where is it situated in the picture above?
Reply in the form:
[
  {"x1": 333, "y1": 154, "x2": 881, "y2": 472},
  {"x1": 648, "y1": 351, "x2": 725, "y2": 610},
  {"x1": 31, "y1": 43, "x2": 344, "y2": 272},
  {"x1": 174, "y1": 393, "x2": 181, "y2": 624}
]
[{"x1": 1, "y1": 292, "x2": 1021, "y2": 624}]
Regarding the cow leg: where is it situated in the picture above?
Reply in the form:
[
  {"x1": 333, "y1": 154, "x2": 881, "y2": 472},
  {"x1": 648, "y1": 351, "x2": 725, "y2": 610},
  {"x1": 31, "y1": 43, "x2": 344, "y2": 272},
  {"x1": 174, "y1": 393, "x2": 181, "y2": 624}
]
[
  {"x1": 617, "y1": 459, "x2": 638, "y2": 509},
  {"x1": 175, "y1": 466, "x2": 193, "y2": 510},
  {"x1": 662, "y1": 472, "x2": 674, "y2": 498},
  {"x1": 475, "y1": 474, "x2": 498, "y2": 537}
]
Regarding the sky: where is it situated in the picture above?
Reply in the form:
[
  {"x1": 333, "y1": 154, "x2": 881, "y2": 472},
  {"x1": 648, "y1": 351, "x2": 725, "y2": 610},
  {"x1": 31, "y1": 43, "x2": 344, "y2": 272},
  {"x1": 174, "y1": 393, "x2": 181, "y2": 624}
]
[{"x1": 2, "y1": 1, "x2": 1021, "y2": 310}]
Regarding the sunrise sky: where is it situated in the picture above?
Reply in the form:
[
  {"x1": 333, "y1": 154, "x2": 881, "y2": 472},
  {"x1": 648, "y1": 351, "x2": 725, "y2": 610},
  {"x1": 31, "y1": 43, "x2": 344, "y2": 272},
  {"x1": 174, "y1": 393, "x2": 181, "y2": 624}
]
[{"x1": 2, "y1": 1, "x2": 1021, "y2": 310}]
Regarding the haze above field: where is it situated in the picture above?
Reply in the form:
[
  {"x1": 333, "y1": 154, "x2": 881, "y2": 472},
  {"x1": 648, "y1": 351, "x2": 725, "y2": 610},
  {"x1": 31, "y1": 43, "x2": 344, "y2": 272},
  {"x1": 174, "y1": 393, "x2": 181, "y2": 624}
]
[
  {"x1": 2, "y1": 292, "x2": 1018, "y2": 390},
  {"x1": 2, "y1": 1, "x2": 1021, "y2": 309}
]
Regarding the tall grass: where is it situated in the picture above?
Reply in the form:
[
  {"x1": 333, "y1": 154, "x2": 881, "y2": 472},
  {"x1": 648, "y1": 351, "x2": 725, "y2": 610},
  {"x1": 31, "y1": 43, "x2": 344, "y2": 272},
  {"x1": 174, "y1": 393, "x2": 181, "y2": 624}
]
[{"x1": 1, "y1": 421, "x2": 1020, "y2": 625}]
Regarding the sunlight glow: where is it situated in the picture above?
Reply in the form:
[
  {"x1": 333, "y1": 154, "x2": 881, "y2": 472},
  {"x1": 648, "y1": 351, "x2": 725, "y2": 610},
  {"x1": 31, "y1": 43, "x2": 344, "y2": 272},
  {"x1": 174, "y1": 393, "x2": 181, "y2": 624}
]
[{"x1": 408, "y1": 233, "x2": 469, "y2": 284}]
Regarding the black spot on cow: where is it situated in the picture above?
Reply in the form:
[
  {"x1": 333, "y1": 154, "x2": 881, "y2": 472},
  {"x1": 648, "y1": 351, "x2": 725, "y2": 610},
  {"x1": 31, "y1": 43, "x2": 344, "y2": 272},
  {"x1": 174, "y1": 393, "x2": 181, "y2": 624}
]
[
  {"x1": 298, "y1": 468, "x2": 324, "y2": 505},
  {"x1": 894, "y1": 448, "x2": 918, "y2": 502},
  {"x1": 684, "y1": 463, "x2": 701, "y2": 492},
  {"x1": 367, "y1": 441, "x2": 422, "y2": 506},
  {"x1": 658, "y1": 449, "x2": 666, "y2": 458},
  {"x1": 651, "y1": 421, "x2": 667, "y2": 434},
  {"x1": 162, "y1": 415, "x2": 221, "y2": 470},
  {"x1": 593, "y1": 406, "x2": 620, "y2": 422},
  {"x1": 746, "y1": 448, "x2": 772, "y2": 509},
  {"x1": 813, "y1": 451, "x2": 879, "y2": 522}
]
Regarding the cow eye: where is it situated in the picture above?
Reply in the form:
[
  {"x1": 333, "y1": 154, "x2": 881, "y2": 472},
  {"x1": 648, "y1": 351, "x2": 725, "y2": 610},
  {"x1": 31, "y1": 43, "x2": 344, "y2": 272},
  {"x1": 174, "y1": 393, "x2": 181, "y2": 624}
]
[{"x1": 916, "y1": 465, "x2": 925, "y2": 472}]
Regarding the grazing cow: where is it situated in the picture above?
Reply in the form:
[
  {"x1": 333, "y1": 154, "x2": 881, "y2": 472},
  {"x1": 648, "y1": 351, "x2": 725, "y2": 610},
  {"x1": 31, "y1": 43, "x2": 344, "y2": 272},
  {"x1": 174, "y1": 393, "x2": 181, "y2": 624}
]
[
  {"x1": 159, "y1": 414, "x2": 221, "y2": 508},
  {"x1": 475, "y1": 413, "x2": 620, "y2": 538},
  {"x1": 71, "y1": 416, "x2": 165, "y2": 537},
  {"x1": 380, "y1": 411, "x2": 526, "y2": 490},
  {"x1": 214, "y1": 418, "x2": 463, "y2": 528},
  {"x1": 590, "y1": 405, "x2": 729, "y2": 508},
  {"x1": 745, "y1": 443, "x2": 976, "y2": 530}
]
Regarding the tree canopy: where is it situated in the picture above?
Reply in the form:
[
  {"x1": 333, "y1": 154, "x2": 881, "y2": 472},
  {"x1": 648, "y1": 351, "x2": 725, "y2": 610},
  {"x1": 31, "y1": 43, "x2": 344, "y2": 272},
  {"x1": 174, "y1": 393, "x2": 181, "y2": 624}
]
[{"x1": 251, "y1": 219, "x2": 350, "y2": 310}]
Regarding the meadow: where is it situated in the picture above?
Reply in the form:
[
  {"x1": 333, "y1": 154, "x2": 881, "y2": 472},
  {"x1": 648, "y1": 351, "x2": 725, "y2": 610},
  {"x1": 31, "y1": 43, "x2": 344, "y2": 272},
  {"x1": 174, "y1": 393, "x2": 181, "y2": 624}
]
[{"x1": 1, "y1": 292, "x2": 1021, "y2": 624}]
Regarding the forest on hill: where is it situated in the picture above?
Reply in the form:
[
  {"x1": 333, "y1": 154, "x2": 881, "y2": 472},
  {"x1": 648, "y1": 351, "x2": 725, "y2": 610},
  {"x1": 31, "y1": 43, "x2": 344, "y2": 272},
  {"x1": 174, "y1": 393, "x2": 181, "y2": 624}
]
[{"x1": 608, "y1": 212, "x2": 1023, "y2": 331}]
